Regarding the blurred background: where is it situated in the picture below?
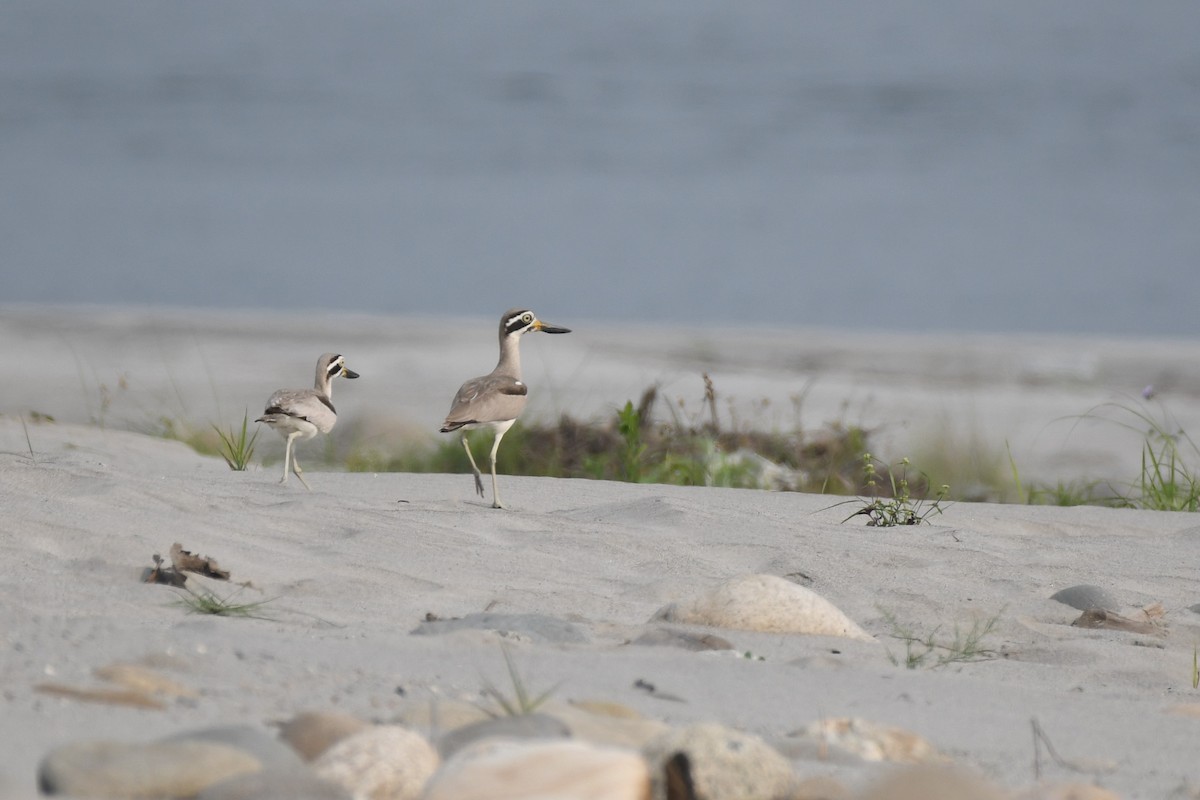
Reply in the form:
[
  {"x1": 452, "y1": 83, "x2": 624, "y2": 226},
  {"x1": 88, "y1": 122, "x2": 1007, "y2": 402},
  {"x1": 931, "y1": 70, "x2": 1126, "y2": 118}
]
[{"x1": 3, "y1": 1, "x2": 1198, "y2": 337}]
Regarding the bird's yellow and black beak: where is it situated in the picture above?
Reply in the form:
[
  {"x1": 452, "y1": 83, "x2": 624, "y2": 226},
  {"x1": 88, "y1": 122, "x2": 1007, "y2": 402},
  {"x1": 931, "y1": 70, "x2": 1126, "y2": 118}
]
[
  {"x1": 533, "y1": 319, "x2": 571, "y2": 334},
  {"x1": 341, "y1": 366, "x2": 360, "y2": 379}
]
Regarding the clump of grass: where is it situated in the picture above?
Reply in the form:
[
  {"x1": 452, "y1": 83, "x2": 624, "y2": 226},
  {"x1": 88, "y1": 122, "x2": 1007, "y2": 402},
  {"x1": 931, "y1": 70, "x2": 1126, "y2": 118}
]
[
  {"x1": 1029, "y1": 479, "x2": 1110, "y2": 507},
  {"x1": 615, "y1": 400, "x2": 649, "y2": 482},
  {"x1": 878, "y1": 606, "x2": 1003, "y2": 669},
  {"x1": 839, "y1": 454, "x2": 949, "y2": 526},
  {"x1": 479, "y1": 643, "x2": 560, "y2": 717},
  {"x1": 172, "y1": 585, "x2": 273, "y2": 618},
  {"x1": 212, "y1": 411, "x2": 259, "y2": 471},
  {"x1": 344, "y1": 377, "x2": 873, "y2": 494},
  {"x1": 1130, "y1": 431, "x2": 1200, "y2": 512},
  {"x1": 1071, "y1": 398, "x2": 1200, "y2": 511}
]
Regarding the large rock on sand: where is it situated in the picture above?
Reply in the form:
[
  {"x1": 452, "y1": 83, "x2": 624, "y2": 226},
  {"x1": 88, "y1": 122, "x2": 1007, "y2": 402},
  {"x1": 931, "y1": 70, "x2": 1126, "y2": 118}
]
[
  {"x1": 642, "y1": 723, "x2": 795, "y2": 800},
  {"x1": 277, "y1": 710, "x2": 371, "y2": 762},
  {"x1": 423, "y1": 739, "x2": 650, "y2": 800},
  {"x1": 312, "y1": 726, "x2": 438, "y2": 800},
  {"x1": 651, "y1": 574, "x2": 873, "y2": 641},
  {"x1": 39, "y1": 740, "x2": 261, "y2": 798}
]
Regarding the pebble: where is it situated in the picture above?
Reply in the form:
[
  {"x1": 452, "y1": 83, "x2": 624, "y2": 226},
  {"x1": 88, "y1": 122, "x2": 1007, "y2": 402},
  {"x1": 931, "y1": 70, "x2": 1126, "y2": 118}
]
[
  {"x1": 196, "y1": 770, "x2": 352, "y2": 800},
  {"x1": 277, "y1": 710, "x2": 371, "y2": 761},
  {"x1": 789, "y1": 717, "x2": 942, "y2": 764},
  {"x1": 792, "y1": 774, "x2": 852, "y2": 800},
  {"x1": 165, "y1": 724, "x2": 306, "y2": 773},
  {"x1": 642, "y1": 722, "x2": 796, "y2": 800},
  {"x1": 550, "y1": 701, "x2": 671, "y2": 750},
  {"x1": 39, "y1": 740, "x2": 261, "y2": 798},
  {"x1": 311, "y1": 725, "x2": 439, "y2": 800},
  {"x1": 858, "y1": 765, "x2": 1006, "y2": 800},
  {"x1": 1050, "y1": 585, "x2": 1122, "y2": 613},
  {"x1": 93, "y1": 662, "x2": 197, "y2": 699},
  {"x1": 423, "y1": 738, "x2": 651, "y2": 800},
  {"x1": 651, "y1": 574, "x2": 873, "y2": 641}
]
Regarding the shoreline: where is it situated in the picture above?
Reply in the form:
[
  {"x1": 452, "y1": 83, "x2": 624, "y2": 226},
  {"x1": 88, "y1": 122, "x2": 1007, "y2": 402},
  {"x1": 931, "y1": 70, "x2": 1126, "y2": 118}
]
[{"x1": 6, "y1": 303, "x2": 1200, "y2": 492}]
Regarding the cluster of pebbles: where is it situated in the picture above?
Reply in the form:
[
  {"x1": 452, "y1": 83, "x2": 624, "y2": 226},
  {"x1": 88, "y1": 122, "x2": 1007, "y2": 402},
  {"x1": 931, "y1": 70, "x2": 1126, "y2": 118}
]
[
  {"x1": 28, "y1": 575, "x2": 1133, "y2": 799},
  {"x1": 35, "y1": 702, "x2": 1119, "y2": 800}
]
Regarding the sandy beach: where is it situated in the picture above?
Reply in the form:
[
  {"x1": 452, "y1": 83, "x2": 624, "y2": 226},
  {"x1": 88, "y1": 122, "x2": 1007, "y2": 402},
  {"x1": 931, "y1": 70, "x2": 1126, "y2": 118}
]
[{"x1": 3, "y1": 307, "x2": 1200, "y2": 799}]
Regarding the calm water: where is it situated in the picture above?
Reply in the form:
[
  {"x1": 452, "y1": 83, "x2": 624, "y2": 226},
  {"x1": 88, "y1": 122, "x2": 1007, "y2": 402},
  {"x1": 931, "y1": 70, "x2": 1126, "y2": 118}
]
[{"x1": 2, "y1": 1, "x2": 1198, "y2": 336}]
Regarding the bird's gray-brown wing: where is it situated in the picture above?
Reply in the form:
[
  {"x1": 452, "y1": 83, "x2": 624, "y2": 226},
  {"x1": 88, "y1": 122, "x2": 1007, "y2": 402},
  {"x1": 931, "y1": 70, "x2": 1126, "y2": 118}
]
[
  {"x1": 259, "y1": 388, "x2": 337, "y2": 433},
  {"x1": 441, "y1": 373, "x2": 528, "y2": 431}
]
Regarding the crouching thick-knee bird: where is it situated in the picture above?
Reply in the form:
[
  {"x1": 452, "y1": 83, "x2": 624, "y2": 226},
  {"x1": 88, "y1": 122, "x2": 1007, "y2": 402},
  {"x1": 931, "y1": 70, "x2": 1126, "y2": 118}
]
[
  {"x1": 440, "y1": 308, "x2": 571, "y2": 509},
  {"x1": 256, "y1": 353, "x2": 359, "y2": 491}
]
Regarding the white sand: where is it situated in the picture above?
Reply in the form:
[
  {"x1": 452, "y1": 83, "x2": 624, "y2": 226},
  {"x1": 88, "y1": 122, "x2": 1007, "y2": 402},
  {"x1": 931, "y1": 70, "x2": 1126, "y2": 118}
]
[{"x1": 3, "y1": 307, "x2": 1200, "y2": 798}]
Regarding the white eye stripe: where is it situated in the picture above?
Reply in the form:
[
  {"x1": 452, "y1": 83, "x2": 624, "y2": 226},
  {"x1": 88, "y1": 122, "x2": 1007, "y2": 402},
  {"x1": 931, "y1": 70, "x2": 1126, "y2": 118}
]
[{"x1": 505, "y1": 312, "x2": 536, "y2": 334}]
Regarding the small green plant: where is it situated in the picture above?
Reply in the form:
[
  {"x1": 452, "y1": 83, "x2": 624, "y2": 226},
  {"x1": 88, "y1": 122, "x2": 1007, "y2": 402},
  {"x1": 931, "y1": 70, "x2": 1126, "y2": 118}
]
[
  {"x1": 1071, "y1": 399, "x2": 1200, "y2": 511},
  {"x1": 213, "y1": 411, "x2": 260, "y2": 471},
  {"x1": 1132, "y1": 434, "x2": 1200, "y2": 511},
  {"x1": 615, "y1": 400, "x2": 648, "y2": 482},
  {"x1": 344, "y1": 377, "x2": 873, "y2": 494},
  {"x1": 878, "y1": 607, "x2": 1002, "y2": 669},
  {"x1": 479, "y1": 643, "x2": 560, "y2": 717},
  {"x1": 172, "y1": 585, "x2": 273, "y2": 618},
  {"x1": 1192, "y1": 645, "x2": 1198, "y2": 690},
  {"x1": 839, "y1": 454, "x2": 949, "y2": 526}
]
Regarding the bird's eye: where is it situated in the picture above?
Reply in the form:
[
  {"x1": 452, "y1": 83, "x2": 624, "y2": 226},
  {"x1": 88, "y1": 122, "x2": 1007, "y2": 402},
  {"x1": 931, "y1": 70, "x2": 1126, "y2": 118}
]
[{"x1": 522, "y1": 313, "x2": 533, "y2": 323}]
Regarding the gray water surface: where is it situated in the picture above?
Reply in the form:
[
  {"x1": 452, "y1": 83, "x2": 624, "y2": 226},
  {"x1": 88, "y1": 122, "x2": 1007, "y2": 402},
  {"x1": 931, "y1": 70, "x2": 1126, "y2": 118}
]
[{"x1": 2, "y1": 1, "x2": 1198, "y2": 335}]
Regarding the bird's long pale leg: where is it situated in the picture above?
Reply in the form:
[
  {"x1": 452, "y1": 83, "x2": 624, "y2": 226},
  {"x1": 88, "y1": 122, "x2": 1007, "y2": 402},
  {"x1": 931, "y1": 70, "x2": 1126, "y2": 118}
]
[
  {"x1": 281, "y1": 432, "x2": 296, "y2": 485},
  {"x1": 291, "y1": 448, "x2": 312, "y2": 492},
  {"x1": 488, "y1": 421, "x2": 515, "y2": 510},
  {"x1": 461, "y1": 435, "x2": 484, "y2": 497}
]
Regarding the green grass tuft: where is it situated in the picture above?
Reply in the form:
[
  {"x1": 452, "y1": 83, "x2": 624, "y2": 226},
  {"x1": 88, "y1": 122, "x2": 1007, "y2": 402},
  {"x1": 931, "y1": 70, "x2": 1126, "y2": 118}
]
[
  {"x1": 835, "y1": 454, "x2": 950, "y2": 526},
  {"x1": 344, "y1": 379, "x2": 872, "y2": 494},
  {"x1": 171, "y1": 585, "x2": 274, "y2": 618},
  {"x1": 1072, "y1": 399, "x2": 1200, "y2": 511},
  {"x1": 212, "y1": 411, "x2": 260, "y2": 471},
  {"x1": 479, "y1": 643, "x2": 560, "y2": 717},
  {"x1": 878, "y1": 606, "x2": 1003, "y2": 669}
]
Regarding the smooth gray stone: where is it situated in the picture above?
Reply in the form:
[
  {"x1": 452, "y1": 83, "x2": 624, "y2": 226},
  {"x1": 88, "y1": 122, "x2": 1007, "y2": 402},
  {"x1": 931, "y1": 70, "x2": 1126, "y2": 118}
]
[
  {"x1": 1050, "y1": 584, "x2": 1121, "y2": 612},
  {"x1": 630, "y1": 627, "x2": 735, "y2": 652},
  {"x1": 39, "y1": 740, "x2": 260, "y2": 798},
  {"x1": 438, "y1": 713, "x2": 571, "y2": 758},
  {"x1": 165, "y1": 725, "x2": 306, "y2": 772},
  {"x1": 411, "y1": 613, "x2": 589, "y2": 644},
  {"x1": 197, "y1": 769, "x2": 352, "y2": 800}
]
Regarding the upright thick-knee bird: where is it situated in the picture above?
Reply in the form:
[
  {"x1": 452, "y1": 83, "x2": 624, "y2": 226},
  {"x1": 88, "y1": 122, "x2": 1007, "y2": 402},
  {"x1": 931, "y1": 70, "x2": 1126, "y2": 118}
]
[
  {"x1": 440, "y1": 309, "x2": 571, "y2": 509},
  {"x1": 256, "y1": 353, "x2": 359, "y2": 491}
]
